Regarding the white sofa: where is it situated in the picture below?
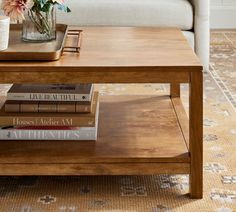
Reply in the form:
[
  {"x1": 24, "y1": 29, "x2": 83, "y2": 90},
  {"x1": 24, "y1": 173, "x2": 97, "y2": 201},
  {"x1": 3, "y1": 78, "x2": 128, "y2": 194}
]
[{"x1": 58, "y1": 0, "x2": 209, "y2": 70}]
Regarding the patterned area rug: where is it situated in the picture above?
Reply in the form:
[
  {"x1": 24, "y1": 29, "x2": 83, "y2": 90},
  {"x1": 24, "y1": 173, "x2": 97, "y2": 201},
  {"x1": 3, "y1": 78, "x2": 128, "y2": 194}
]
[
  {"x1": 210, "y1": 30, "x2": 236, "y2": 110},
  {"x1": 0, "y1": 33, "x2": 236, "y2": 211}
]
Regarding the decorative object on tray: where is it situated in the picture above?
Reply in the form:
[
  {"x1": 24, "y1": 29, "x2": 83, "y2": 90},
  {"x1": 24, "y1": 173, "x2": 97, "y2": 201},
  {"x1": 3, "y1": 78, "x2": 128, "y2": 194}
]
[
  {"x1": 0, "y1": 84, "x2": 99, "y2": 141},
  {"x1": 22, "y1": 2, "x2": 57, "y2": 42},
  {"x1": 1, "y1": 0, "x2": 71, "y2": 42},
  {"x1": 0, "y1": 16, "x2": 10, "y2": 51}
]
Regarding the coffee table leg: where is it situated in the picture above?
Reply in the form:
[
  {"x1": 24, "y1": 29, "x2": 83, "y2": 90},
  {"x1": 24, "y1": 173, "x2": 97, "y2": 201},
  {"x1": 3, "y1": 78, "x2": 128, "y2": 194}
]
[
  {"x1": 189, "y1": 71, "x2": 203, "y2": 199},
  {"x1": 170, "y1": 83, "x2": 180, "y2": 98}
]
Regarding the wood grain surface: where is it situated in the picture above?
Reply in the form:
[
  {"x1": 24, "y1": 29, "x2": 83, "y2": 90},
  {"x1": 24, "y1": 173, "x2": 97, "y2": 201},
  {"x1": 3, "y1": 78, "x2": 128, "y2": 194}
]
[
  {"x1": 0, "y1": 27, "x2": 202, "y2": 71},
  {"x1": 0, "y1": 163, "x2": 190, "y2": 176},
  {"x1": 171, "y1": 97, "x2": 189, "y2": 150},
  {"x1": 189, "y1": 72, "x2": 203, "y2": 199},
  {"x1": 0, "y1": 95, "x2": 189, "y2": 164},
  {"x1": 0, "y1": 70, "x2": 190, "y2": 84}
]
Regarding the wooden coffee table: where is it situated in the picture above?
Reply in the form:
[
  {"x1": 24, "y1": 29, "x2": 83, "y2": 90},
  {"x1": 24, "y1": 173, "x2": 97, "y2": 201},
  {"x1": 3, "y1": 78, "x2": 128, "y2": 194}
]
[{"x1": 0, "y1": 27, "x2": 203, "y2": 199}]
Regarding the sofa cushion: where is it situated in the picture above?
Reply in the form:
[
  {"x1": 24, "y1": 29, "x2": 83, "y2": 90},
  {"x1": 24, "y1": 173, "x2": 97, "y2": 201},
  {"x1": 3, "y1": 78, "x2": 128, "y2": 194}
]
[
  {"x1": 58, "y1": 0, "x2": 193, "y2": 30},
  {"x1": 182, "y1": 31, "x2": 195, "y2": 50}
]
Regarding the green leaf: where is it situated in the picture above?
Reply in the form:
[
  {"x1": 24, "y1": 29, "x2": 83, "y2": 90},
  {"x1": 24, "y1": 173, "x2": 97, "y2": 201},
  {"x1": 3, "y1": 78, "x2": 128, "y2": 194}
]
[
  {"x1": 41, "y1": 2, "x2": 52, "y2": 13},
  {"x1": 39, "y1": 0, "x2": 47, "y2": 9}
]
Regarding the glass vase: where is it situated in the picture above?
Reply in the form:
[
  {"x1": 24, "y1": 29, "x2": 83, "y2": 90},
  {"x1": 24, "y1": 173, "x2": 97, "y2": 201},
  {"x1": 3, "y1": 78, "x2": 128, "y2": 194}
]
[{"x1": 22, "y1": 6, "x2": 56, "y2": 42}]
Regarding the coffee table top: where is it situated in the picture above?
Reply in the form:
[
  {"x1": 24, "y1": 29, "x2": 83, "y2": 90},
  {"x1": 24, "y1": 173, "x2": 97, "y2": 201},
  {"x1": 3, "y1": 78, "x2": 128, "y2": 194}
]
[{"x1": 0, "y1": 27, "x2": 202, "y2": 72}]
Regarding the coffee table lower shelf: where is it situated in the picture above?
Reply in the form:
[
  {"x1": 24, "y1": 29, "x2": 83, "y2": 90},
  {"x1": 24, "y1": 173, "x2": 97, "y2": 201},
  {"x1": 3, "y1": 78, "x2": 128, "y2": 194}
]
[{"x1": 0, "y1": 95, "x2": 190, "y2": 176}]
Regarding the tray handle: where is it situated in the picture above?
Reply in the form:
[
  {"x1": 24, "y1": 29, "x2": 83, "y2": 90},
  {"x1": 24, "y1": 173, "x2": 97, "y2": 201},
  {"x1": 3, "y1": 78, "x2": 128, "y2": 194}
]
[{"x1": 63, "y1": 30, "x2": 82, "y2": 54}]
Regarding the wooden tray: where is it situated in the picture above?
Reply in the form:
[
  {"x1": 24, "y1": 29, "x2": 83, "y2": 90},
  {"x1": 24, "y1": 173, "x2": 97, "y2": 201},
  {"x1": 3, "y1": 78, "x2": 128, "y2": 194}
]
[{"x1": 0, "y1": 24, "x2": 81, "y2": 61}]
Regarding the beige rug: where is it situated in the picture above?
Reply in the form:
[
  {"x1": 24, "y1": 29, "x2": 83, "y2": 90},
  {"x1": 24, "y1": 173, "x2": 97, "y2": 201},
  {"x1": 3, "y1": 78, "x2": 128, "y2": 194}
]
[
  {"x1": 0, "y1": 33, "x2": 236, "y2": 211},
  {"x1": 210, "y1": 30, "x2": 236, "y2": 110}
]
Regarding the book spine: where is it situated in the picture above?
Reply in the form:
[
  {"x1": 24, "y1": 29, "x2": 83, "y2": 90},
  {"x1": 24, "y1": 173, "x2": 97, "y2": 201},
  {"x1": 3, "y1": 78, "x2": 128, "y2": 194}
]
[
  {"x1": 7, "y1": 93, "x2": 91, "y2": 102},
  {"x1": 0, "y1": 116, "x2": 95, "y2": 127},
  {"x1": 0, "y1": 128, "x2": 97, "y2": 140},
  {"x1": 5, "y1": 102, "x2": 91, "y2": 113},
  {"x1": 1, "y1": 92, "x2": 99, "y2": 127}
]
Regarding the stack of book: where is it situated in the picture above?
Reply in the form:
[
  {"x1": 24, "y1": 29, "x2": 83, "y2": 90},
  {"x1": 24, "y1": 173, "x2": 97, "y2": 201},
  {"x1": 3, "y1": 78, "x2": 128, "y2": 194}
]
[{"x1": 0, "y1": 84, "x2": 99, "y2": 140}]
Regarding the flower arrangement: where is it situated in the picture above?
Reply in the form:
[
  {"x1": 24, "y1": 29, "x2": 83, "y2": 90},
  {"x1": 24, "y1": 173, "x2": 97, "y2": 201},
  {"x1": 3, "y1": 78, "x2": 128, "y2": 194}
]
[
  {"x1": 1, "y1": 0, "x2": 71, "y2": 41},
  {"x1": 1, "y1": 0, "x2": 70, "y2": 21}
]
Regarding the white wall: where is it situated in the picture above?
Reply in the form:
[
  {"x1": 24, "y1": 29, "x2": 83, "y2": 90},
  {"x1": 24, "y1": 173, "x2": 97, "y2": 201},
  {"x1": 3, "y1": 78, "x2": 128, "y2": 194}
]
[{"x1": 211, "y1": 0, "x2": 236, "y2": 29}]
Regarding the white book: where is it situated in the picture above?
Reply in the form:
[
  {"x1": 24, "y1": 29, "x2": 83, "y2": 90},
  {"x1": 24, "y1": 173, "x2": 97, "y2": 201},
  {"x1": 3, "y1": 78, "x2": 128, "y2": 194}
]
[
  {"x1": 0, "y1": 126, "x2": 98, "y2": 140},
  {"x1": 0, "y1": 103, "x2": 99, "y2": 141}
]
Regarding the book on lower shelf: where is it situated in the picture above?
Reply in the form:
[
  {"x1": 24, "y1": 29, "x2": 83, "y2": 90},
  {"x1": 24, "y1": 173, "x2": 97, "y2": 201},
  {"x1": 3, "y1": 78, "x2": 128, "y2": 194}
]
[
  {"x1": 7, "y1": 83, "x2": 94, "y2": 101},
  {"x1": 5, "y1": 98, "x2": 93, "y2": 113},
  {"x1": 1, "y1": 92, "x2": 99, "y2": 127},
  {"x1": 0, "y1": 120, "x2": 99, "y2": 141},
  {"x1": 0, "y1": 84, "x2": 99, "y2": 141}
]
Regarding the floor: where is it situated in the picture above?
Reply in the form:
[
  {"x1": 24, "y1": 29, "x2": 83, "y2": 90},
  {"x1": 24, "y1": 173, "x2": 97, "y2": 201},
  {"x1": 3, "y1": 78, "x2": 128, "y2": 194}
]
[
  {"x1": 0, "y1": 31, "x2": 235, "y2": 211},
  {"x1": 210, "y1": 30, "x2": 236, "y2": 110}
]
